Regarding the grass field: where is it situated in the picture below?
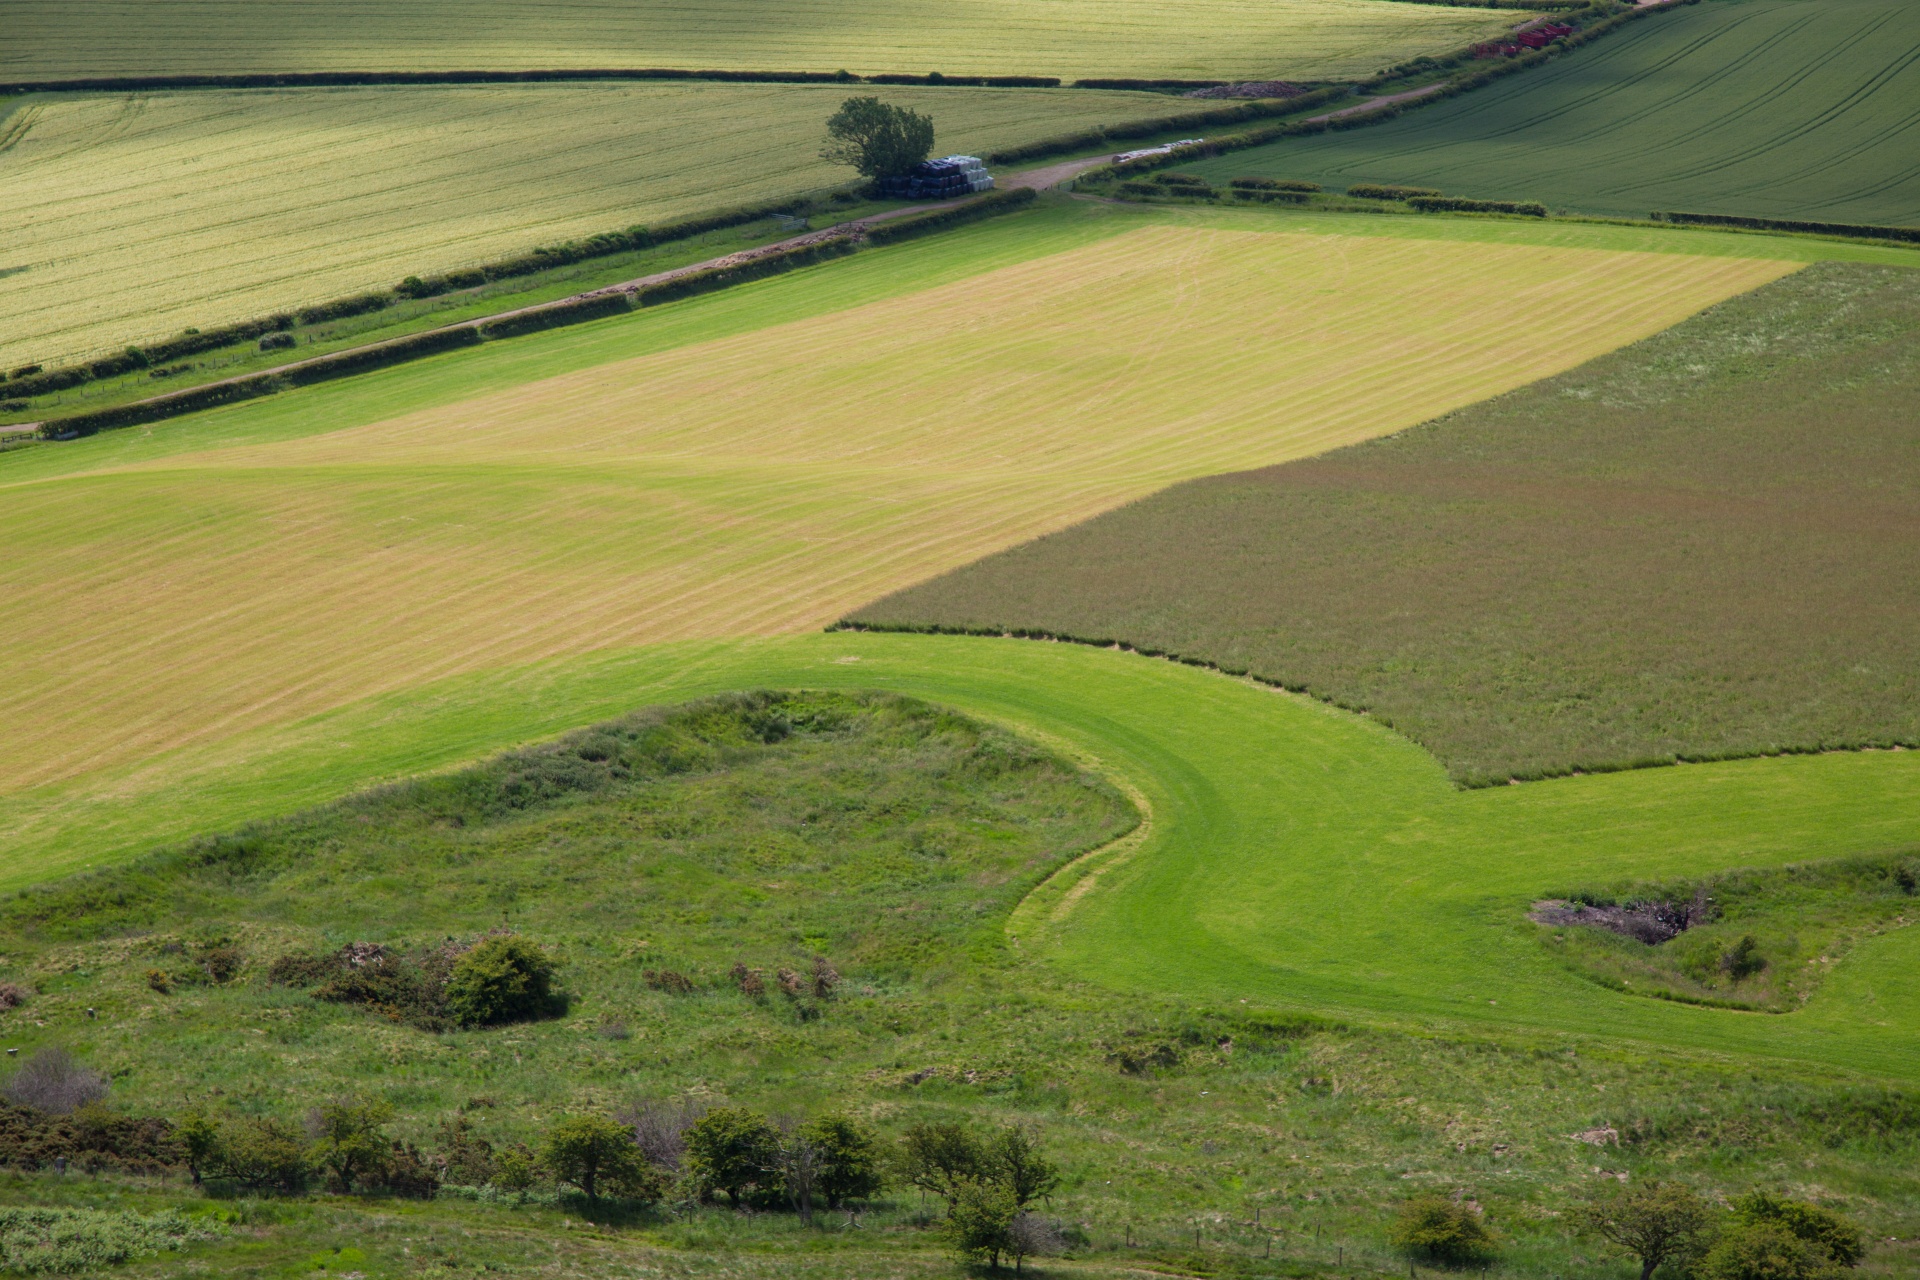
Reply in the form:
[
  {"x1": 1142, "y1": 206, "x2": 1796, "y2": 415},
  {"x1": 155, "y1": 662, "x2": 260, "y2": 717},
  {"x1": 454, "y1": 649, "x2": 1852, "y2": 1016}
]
[
  {"x1": 849, "y1": 260, "x2": 1920, "y2": 785},
  {"x1": 1185, "y1": 0, "x2": 1920, "y2": 224},
  {"x1": 0, "y1": 206, "x2": 1795, "y2": 834},
  {"x1": 2, "y1": 650, "x2": 1919, "y2": 1277},
  {"x1": 4, "y1": 0, "x2": 1514, "y2": 84},
  {"x1": 0, "y1": 82, "x2": 1178, "y2": 369}
]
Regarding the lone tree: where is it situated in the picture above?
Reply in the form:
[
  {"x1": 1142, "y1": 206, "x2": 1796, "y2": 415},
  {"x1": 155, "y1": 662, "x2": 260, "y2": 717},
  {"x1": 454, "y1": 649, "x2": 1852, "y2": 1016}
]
[
  {"x1": 821, "y1": 97, "x2": 935, "y2": 180},
  {"x1": 1578, "y1": 1182, "x2": 1715, "y2": 1280}
]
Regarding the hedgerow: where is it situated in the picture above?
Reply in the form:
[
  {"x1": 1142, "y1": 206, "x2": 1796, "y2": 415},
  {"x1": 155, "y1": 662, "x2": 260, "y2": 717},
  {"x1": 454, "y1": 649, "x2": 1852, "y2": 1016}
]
[
  {"x1": 1408, "y1": 195, "x2": 1547, "y2": 216},
  {"x1": 1653, "y1": 211, "x2": 1920, "y2": 245},
  {"x1": 477, "y1": 294, "x2": 633, "y2": 340},
  {"x1": 861, "y1": 188, "x2": 1037, "y2": 244},
  {"x1": 986, "y1": 85, "x2": 1350, "y2": 166}
]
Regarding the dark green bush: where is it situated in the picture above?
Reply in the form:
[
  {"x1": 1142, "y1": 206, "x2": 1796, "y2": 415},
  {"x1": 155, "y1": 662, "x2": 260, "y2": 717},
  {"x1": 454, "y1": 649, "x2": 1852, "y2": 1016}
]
[
  {"x1": 476, "y1": 294, "x2": 631, "y2": 340},
  {"x1": 280, "y1": 326, "x2": 480, "y2": 386},
  {"x1": 258, "y1": 332, "x2": 295, "y2": 352},
  {"x1": 1654, "y1": 211, "x2": 1920, "y2": 245},
  {"x1": 684, "y1": 1107, "x2": 783, "y2": 1204},
  {"x1": 7, "y1": 365, "x2": 42, "y2": 379},
  {"x1": 862, "y1": 187, "x2": 1036, "y2": 246},
  {"x1": 1232, "y1": 177, "x2": 1320, "y2": 191},
  {"x1": 1732, "y1": 1191, "x2": 1866, "y2": 1268},
  {"x1": 1390, "y1": 1195, "x2": 1500, "y2": 1267},
  {"x1": 443, "y1": 937, "x2": 559, "y2": 1027},
  {"x1": 296, "y1": 293, "x2": 392, "y2": 326},
  {"x1": 1347, "y1": 183, "x2": 1441, "y2": 200},
  {"x1": 1408, "y1": 195, "x2": 1547, "y2": 217}
]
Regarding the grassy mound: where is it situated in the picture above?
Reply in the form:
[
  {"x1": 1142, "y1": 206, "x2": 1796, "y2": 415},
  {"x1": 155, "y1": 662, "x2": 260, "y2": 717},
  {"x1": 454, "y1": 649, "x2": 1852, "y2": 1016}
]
[
  {"x1": 1183, "y1": 0, "x2": 1920, "y2": 224},
  {"x1": 847, "y1": 261, "x2": 1920, "y2": 785}
]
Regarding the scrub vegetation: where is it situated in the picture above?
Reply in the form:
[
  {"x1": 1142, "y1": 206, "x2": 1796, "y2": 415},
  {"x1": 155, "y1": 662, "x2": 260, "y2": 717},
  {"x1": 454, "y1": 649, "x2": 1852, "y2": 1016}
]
[
  {"x1": 848, "y1": 261, "x2": 1920, "y2": 786},
  {"x1": 1184, "y1": 0, "x2": 1920, "y2": 224},
  {"x1": 0, "y1": 674, "x2": 1914, "y2": 1277},
  {"x1": 5, "y1": 0, "x2": 1514, "y2": 83}
]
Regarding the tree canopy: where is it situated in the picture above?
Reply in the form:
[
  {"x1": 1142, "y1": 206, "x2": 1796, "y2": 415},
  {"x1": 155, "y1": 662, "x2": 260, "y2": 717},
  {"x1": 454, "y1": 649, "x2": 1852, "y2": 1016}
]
[{"x1": 821, "y1": 97, "x2": 936, "y2": 179}]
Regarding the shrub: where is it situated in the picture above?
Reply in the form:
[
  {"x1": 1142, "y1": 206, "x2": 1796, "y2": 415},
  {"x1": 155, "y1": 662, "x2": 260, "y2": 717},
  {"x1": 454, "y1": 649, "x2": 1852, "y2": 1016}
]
[
  {"x1": 37, "y1": 373, "x2": 287, "y2": 439},
  {"x1": 207, "y1": 1115, "x2": 312, "y2": 1193},
  {"x1": 684, "y1": 1107, "x2": 782, "y2": 1204},
  {"x1": 1733, "y1": 1191, "x2": 1865, "y2": 1268},
  {"x1": 258, "y1": 332, "x2": 295, "y2": 352},
  {"x1": 1722, "y1": 934, "x2": 1767, "y2": 980},
  {"x1": 1652, "y1": 211, "x2": 1920, "y2": 245},
  {"x1": 0, "y1": 1101, "x2": 177, "y2": 1176},
  {"x1": 862, "y1": 187, "x2": 1037, "y2": 246},
  {"x1": 643, "y1": 968, "x2": 695, "y2": 994},
  {"x1": 443, "y1": 936, "x2": 558, "y2": 1027},
  {"x1": 1232, "y1": 177, "x2": 1320, "y2": 191},
  {"x1": 1411, "y1": 195, "x2": 1547, "y2": 216},
  {"x1": 0, "y1": 983, "x2": 28, "y2": 1010},
  {"x1": 3, "y1": 1050, "x2": 108, "y2": 1115},
  {"x1": 1701, "y1": 1220, "x2": 1834, "y2": 1280},
  {"x1": 280, "y1": 326, "x2": 480, "y2": 387},
  {"x1": 898, "y1": 1121, "x2": 985, "y2": 1209},
  {"x1": 306, "y1": 1098, "x2": 394, "y2": 1193},
  {"x1": 1390, "y1": 1195, "x2": 1499, "y2": 1268},
  {"x1": 434, "y1": 1115, "x2": 497, "y2": 1186},
  {"x1": 622, "y1": 1097, "x2": 708, "y2": 1169},
  {"x1": 1231, "y1": 189, "x2": 1309, "y2": 204},
  {"x1": 475, "y1": 293, "x2": 630, "y2": 340},
  {"x1": 8, "y1": 365, "x2": 42, "y2": 379},
  {"x1": 382, "y1": 1140, "x2": 441, "y2": 1199},
  {"x1": 542, "y1": 1115, "x2": 663, "y2": 1201},
  {"x1": 797, "y1": 1114, "x2": 882, "y2": 1207},
  {"x1": 947, "y1": 1178, "x2": 1018, "y2": 1268},
  {"x1": 295, "y1": 292, "x2": 392, "y2": 326},
  {"x1": 635, "y1": 237, "x2": 857, "y2": 305},
  {"x1": 1347, "y1": 183, "x2": 1442, "y2": 200},
  {"x1": 1577, "y1": 1182, "x2": 1715, "y2": 1280}
]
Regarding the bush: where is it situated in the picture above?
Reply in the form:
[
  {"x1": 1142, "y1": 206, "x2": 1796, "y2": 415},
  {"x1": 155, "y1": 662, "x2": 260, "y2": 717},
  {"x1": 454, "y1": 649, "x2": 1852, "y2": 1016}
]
[
  {"x1": 0, "y1": 983, "x2": 28, "y2": 1010},
  {"x1": 296, "y1": 293, "x2": 392, "y2": 326},
  {"x1": 898, "y1": 1121, "x2": 986, "y2": 1209},
  {"x1": 684, "y1": 1107, "x2": 783, "y2": 1204},
  {"x1": 861, "y1": 187, "x2": 1037, "y2": 246},
  {"x1": 207, "y1": 1115, "x2": 312, "y2": 1193},
  {"x1": 1348, "y1": 183, "x2": 1442, "y2": 200},
  {"x1": 0, "y1": 1101, "x2": 177, "y2": 1176},
  {"x1": 1390, "y1": 1195, "x2": 1499, "y2": 1268},
  {"x1": 635, "y1": 237, "x2": 857, "y2": 306},
  {"x1": 1577, "y1": 1182, "x2": 1715, "y2": 1280},
  {"x1": 3, "y1": 1050, "x2": 108, "y2": 1115},
  {"x1": 258, "y1": 332, "x2": 295, "y2": 352},
  {"x1": 622, "y1": 1097, "x2": 708, "y2": 1169},
  {"x1": 1652, "y1": 211, "x2": 1920, "y2": 246},
  {"x1": 1701, "y1": 1221, "x2": 1836, "y2": 1280},
  {"x1": 306, "y1": 1098, "x2": 393, "y2": 1193},
  {"x1": 798, "y1": 1114, "x2": 882, "y2": 1207},
  {"x1": 8, "y1": 365, "x2": 42, "y2": 379},
  {"x1": 542, "y1": 1115, "x2": 665, "y2": 1201},
  {"x1": 475, "y1": 293, "x2": 631, "y2": 340},
  {"x1": 38, "y1": 373, "x2": 286, "y2": 439},
  {"x1": 1407, "y1": 195, "x2": 1547, "y2": 217},
  {"x1": 1232, "y1": 177, "x2": 1320, "y2": 192},
  {"x1": 947, "y1": 1178, "x2": 1018, "y2": 1268},
  {"x1": 280, "y1": 325, "x2": 481, "y2": 387},
  {"x1": 443, "y1": 936, "x2": 559, "y2": 1027},
  {"x1": 1733, "y1": 1191, "x2": 1865, "y2": 1268}
]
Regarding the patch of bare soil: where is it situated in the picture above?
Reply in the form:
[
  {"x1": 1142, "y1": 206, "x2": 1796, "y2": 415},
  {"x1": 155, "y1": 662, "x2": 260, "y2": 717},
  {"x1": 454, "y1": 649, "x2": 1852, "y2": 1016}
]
[{"x1": 1530, "y1": 893, "x2": 1710, "y2": 945}]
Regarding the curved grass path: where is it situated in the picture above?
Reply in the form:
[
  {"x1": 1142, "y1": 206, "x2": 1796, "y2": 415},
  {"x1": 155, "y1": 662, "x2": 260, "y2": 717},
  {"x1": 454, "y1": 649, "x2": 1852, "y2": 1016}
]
[{"x1": 14, "y1": 630, "x2": 1920, "y2": 1081}]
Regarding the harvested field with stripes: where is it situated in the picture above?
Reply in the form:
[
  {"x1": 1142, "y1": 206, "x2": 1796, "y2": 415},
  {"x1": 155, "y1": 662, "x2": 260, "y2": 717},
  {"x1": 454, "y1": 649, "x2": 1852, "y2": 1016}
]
[
  {"x1": 1188, "y1": 0, "x2": 1920, "y2": 224},
  {"x1": 849, "y1": 261, "x2": 1920, "y2": 786},
  {"x1": 6, "y1": 0, "x2": 1512, "y2": 83},
  {"x1": 0, "y1": 82, "x2": 1172, "y2": 369},
  {"x1": 0, "y1": 213, "x2": 1787, "y2": 834}
]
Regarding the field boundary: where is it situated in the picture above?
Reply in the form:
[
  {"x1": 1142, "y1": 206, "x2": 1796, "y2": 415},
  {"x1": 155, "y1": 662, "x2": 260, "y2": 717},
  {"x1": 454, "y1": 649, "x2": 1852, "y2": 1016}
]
[
  {"x1": 827, "y1": 623, "x2": 1919, "y2": 788},
  {"x1": 29, "y1": 189, "x2": 1038, "y2": 440}
]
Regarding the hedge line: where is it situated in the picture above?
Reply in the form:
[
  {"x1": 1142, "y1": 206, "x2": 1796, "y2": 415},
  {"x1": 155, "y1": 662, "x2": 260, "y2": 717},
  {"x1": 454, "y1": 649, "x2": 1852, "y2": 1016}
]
[
  {"x1": 477, "y1": 293, "x2": 634, "y2": 340},
  {"x1": 296, "y1": 293, "x2": 391, "y2": 326},
  {"x1": 1347, "y1": 183, "x2": 1440, "y2": 200},
  {"x1": 1, "y1": 68, "x2": 864, "y2": 95},
  {"x1": 861, "y1": 187, "x2": 1038, "y2": 244},
  {"x1": 1072, "y1": 78, "x2": 1226, "y2": 91},
  {"x1": 985, "y1": 85, "x2": 1351, "y2": 165},
  {"x1": 1408, "y1": 196, "x2": 1546, "y2": 216},
  {"x1": 36, "y1": 329, "x2": 487, "y2": 438},
  {"x1": 866, "y1": 73, "x2": 1060, "y2": 87},
  {"x1": 634, "y1": 236, "x2": 859, "y2": 305},
  {"x1": 1652, "y1": 212, "x2": 1920, "y2": 245}
]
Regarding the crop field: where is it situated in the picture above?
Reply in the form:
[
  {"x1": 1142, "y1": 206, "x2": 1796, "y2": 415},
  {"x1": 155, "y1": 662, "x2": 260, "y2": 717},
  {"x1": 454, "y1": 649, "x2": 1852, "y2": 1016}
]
[
  {"x1": 0, "y1": 82, "x2": 1176, "y2": 370},
  {"x1": 851, "y1": 261, "x2": 1920, "y2": 786},
  {"x1": 1187, "y1": 0, "x2": 1920, "y2": 225},
  {"x1": 0, "y1": 210, "x2": 1792, "y2": 849},
  {"x1": 6, "y1": 0, "x2": 1513, "y2": 84}
]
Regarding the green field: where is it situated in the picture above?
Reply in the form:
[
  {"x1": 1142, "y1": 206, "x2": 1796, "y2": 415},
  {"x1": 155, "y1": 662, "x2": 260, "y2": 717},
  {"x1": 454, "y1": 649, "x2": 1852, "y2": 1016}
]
[
  {"x1": 4, "y1": 0, "x2": 1512, "y2": 83},
  {"x1": 849, "y1": 260, "x2": 1920, "y2": 785},
  {"x1": 2, "y1": 201, "x2": 1801, "y2": 850},
  {"x1": 1186, "y1": 0, "x2": 1920, "y2": 224},
  {"x1": 3, "y1": 642, "x2": 1919, "y2": 1276},
  {"x1": 0, "y1": 82, "x2": 1177, "y2": 369}
]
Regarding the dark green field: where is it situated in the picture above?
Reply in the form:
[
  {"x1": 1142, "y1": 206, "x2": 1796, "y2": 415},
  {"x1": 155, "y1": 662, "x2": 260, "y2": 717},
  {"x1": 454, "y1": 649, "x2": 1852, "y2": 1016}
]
[
  {"x1": 1183, "y1": 0, "x2": 1920, "y2": 225},
  {"x1": 846, "y1": 261, "x2": 1920, "y2": 786}
]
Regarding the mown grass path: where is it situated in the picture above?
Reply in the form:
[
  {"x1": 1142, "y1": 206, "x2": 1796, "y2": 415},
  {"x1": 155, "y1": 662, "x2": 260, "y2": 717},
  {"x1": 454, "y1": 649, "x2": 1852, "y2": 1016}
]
[{"x1": 17, "y1": 629, "x2": 1920, "y2": 1081}]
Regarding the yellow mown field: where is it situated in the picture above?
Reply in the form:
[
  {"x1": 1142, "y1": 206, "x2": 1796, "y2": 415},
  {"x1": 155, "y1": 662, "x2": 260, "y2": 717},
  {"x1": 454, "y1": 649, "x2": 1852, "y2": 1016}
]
[
  {"x1": 6, "y1": 0, "x2": 1511, "y2": 82},
  {"x1": 0, "y1": 223, "x2": 1793, "y2": 800},
  {"x1": 0, "y1": 82, "x2": 1175, "y2": 369}
]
